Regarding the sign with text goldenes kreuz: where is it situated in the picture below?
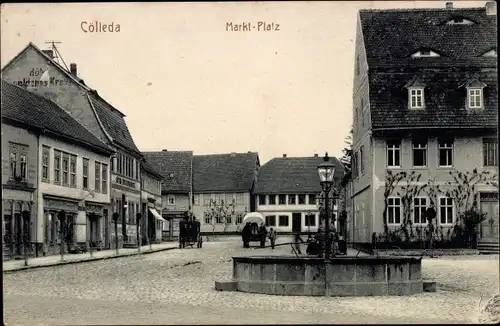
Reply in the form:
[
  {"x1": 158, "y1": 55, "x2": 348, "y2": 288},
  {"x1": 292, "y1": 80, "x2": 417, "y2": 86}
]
[{"x1": 13, "y1": 67, "x2": 71, "y2": 88}]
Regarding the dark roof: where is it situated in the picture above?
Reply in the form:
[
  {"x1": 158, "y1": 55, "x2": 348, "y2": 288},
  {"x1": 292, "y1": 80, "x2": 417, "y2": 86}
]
[
  {"x1": 359, "y1": 7, "x2": 497, "y2": 69},
  {"x1": 141, "y1": 159, "x2": 164, "y2": 180},
  {"x1": 192, "y1": 152, "x2": 259, "y2": 193},
  {"x1": 360, "y1": 6, "x2": 498, "y2": 130},
  {"x1": 1, "y1": 80, "x2": 114, "y2": 155},
  {"x1": 142, "y1": 151, "x2": 193, "y2": 193},
  {"x1": 255, "y1": 156, "x2": 345, "y2": 194}
]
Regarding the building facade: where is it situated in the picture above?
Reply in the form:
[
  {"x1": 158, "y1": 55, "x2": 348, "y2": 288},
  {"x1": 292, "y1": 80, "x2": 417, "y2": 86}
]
[
  {"x1": 2, "y1": 80, "x2": 114, "y2": 258},
  {"x1": 142, "y1": 150, "x2": 193, "y2": 240},
  {"x1": 350, "y1": 2, "x2": 498, "y2": 243},
  {"x1": 2, "y1": 43, "x2": 144, "y2": 248},
  {"x1": 140, "y1": 160, "x2": 164, "y2": 244},
  {"x1": 192, "y1": 152, "x2": 260, "y2": 233},
  {"x1": 255, "y1": 154, "x2": 345, "y2": 234}
]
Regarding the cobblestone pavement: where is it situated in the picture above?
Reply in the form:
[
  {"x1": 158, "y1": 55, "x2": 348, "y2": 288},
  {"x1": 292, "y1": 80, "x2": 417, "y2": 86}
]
[{"x1": 4, "y1": 237, "x2": 499, "y2": 325}]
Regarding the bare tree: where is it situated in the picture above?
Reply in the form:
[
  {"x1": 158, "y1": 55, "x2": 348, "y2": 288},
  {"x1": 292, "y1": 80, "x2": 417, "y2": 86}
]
[{"x1": 205, "y1": 198, "x2": 236, "y2": 235}]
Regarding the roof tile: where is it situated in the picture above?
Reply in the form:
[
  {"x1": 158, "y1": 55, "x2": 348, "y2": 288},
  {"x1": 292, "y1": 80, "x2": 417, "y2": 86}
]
[{"x1": 142, "y1": 151, "x2": 193, "y2": 193}]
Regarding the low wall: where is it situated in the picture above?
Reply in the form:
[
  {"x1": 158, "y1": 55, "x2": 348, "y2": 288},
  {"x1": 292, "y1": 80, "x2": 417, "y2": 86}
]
[
  {"x1": 373, "y1": 249, "x2": 479, "y2": 256},
  {"x1": 233, "y1": 256, "x2": 423, "y2": 297}
]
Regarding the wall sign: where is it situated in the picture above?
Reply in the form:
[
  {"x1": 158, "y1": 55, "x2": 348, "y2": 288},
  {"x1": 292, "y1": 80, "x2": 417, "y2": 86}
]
[
  {"x1": 13, "y1": 68, "x2": 71, "y2": 88},
  {"x1": 44, "y1": 198, "x2": 78, "y2": 212}
]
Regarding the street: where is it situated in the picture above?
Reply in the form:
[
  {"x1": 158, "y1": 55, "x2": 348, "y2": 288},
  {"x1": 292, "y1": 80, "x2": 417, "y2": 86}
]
[{"x1": 4, "y1": 237, "x2": 499, "y2": 325}]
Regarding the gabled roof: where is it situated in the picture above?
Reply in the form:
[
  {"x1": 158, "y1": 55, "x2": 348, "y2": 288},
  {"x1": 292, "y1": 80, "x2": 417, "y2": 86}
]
[
  {"x1": 141, "y1": 159, "x2": 164, "y2": 180},
  {"x1": 255, "y1": 156, "x2": 345, "y2": 194},
  {"x1": 1, "y1": 80, "x2": 114, "y2": 155},
  {"x1": 142, "y1": 151, "x2": 193, "y2": 193},
  {"x1": 192, "y1": 152, "x2": 259, "y2": 193},
  {"x1": 2, "y1": 42, "x2": 142, "y2": 156},
  {"x1": 359, "y1": 7, "x2": 497, "y2": 69}
]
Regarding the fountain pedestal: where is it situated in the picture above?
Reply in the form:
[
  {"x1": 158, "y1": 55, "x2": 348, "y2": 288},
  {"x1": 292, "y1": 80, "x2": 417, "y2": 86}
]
[{"x1": 232, "y1": 256, "x2": 423, "y2": 297}]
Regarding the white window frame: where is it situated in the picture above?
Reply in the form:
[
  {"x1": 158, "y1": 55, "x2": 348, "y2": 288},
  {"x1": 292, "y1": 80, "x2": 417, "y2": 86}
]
[
  {"x1": 203, "y1": 195, "x2": 210, "y2": 206},
  {"x1": 278, "y1": 214, "x2": 290, "y2": 227},
  {"x1": 483, "y1": 138, "x2": 498, "y2": 167},
  {"x1": 467, "y1": 88, "x2": 483, "y2": 109},
  {"x1": 412, "y1": 197, "x2": 428, "y2": 225},
  {"x1": 167, "y1": 195, "x2": 175, "y2": 206},
  {"x1": 288, "y1": 194, "x2": 296, "y2": 205},
  {"x1": 236, "y1": 212, "x2": 244, "y2": 224},
  {"x1": 438, "y1": 140, "x2": 454, "y2": 168},
  {"x1": 409, "y1": 87, "x2": 424, "y2": 109},
  {"x1": 386, "y1": 141, "x2": 401, "y2": 168},
  {"x1": 439, "y1": 196, "x2": 454, "y2": 225},
  {"x1": 193, "y1": 194, "x2": 200, "y2": 206},
  {"x1": 236, "y1": 193, "x2": 244, "y2": 205},
  {"x1": 387, "y1": 197, "x2": 402, "y2": 225},
  {"x1": 412, "y1": 140, "x2": 428, "y2": 167},
  {"x1": 265, "y1": 215, "x2": 276, "y2": 227},
  {"x1": 304, "y1": 213, "x2": 317, "y2": 227}
]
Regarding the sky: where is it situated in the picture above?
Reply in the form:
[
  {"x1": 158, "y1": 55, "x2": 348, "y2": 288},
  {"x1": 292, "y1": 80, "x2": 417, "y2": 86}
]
[{"x1": 1, "y1": 1, "x2": 488, "y2": 164}]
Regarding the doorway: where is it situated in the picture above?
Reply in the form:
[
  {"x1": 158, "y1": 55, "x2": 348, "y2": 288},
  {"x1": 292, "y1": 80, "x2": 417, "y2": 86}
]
[
  {"x1": 292, "y1": 213, "x2": 301, "y2": 233},
  {"x1": 480, "y1": 192, "x2": 499, "y2": 240}
]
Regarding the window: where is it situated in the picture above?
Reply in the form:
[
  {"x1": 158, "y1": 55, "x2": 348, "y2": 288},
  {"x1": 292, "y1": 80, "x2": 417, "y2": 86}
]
[
  {"x1": 102, "y1": 164, "x2": 108, "y2": 194},
  {"x1": 236, "y1": 193, "x2": 244, "y2": 205},
  {"x1": 387, "y1": 197, "x2": 401, "y2": 225},
  {"x1": 215, "y1": 215, "x2": 223, "y2": 224},
  {"x1": 204, "y1": 212, "x2": 211, "y2": 224},
  {"x1": 298, "y1": 194, "x2": 306, "y2": 205},
  {"x1": 203, "y1": 195, "x2": 210, "y2": 206},
  {"x1": 352, "y1": 152, "x2": 359, "y2": 178},
  {"x1": 70, "y1": 155, "x2": 77, "y2": 187},
  {"x1": 309, "y1": 194, "x2": 316, "y2": 205},
  {"x1": 484, "y1": 138, "x2": 498, "y2": 166},
  {"x1": 193, "y1": 194, "x2": 200, "y2": 206},
  {"x1": 439, "y1": 197, "x2": 454, "y2": 224},
  {"x1": 42, "y1": 146, "x2": 50, "y2": 182},
  {"x1": 268, "y1": 195, "x2": 276, "y2": 205},
  {"x1": 278, "y1": 195, "x2": 286, "y2": 205},
  {"x1": 359, "y1": 146, "x2": 364, "y2": 174},
  {"x1": 278, "y1": 215, "x2": 289, "y2": 227},
  {"x1": 409, "y1": 88, "x2": 424, "y2": 109},
  {"x1": 438, "y1": 139, "x2": 453, "y2": 167},
  {"x1": 226, "y1": 193, "x2": 234, "y2": 204},
  {"x1": 411, "y1": 49, "x2": 441, "y2": 58},
  {"x1": 168, "y1": 195, "x2": 175, "y2": 205},
  {"x1": 265, "y1": 215, "x2": 276, "y2": 227},
  {"x1": 413, "y1": 197, "x2": 428, "y2": 224},
  {"x1": 288, "y1": 194, "x2": 296, "y2": 205},
  {"x1": 236, "y1": 213, "x2": 244, "y2": 224},
  {"x1": 83, "y1": 158, "x2": 89, "y2": 189},
  {"x1": 412, "y1": 139, "x2": 427, "y2": 167},
  {"x1": 95, "y1": 162, "x2": 101, "y2": 193},
  {"x1": 215, "y1": 194, "x2": 221, "y2": 204},
  {"x1": 259, "y1": 195, "x2": 266, "y2": 205},
  {"x1": 305, "y1": 214, "x2": 316, "y2": 227},
  {"x1": 62, "y1": 153, "x2": 69, "y2": 186},
  {"x1": 226, "y1": 214, "x2": 232, "y2": 224},
  {"x1": 387, "y1": 140, "x2": 401, "y2": 167},
  {"x1": 468, "y1": 88, "x2": 483, "y2": 109},
  {"x1": 445, "y1": 17, "x2": 475, "y2": 25},
  {"x1": 54, "y1": 150, "x2": 61, "y2": 184},
  {"x1": 20, "y1": 154, "x2": 27, "y2": 180}
]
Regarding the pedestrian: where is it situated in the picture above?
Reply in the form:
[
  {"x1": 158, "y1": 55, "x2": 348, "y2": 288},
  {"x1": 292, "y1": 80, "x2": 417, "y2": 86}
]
[
  {"x1": 258, "y1": 223, "x2": 267, "y2": 248},
  {"x1": 268, "y1": 227, "x2": 277, "y2": 249},
  {"x1": 242, "y1": 222, "x2": 251, "y2": 248},
  {"x1": 293, "y1": 231, "x2": 303, "y2": 255}
]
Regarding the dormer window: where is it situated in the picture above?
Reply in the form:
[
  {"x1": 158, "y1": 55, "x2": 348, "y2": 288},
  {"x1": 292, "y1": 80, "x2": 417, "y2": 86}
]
[
  {"x1": 444, "y1": 16, "x2": 476, "y2": 25},
  {"x1": 404, "y1": 78, "x2": 426, "y2": 110},
  {"x1": 461, "y1": 79, "x2": 487, "y2": 110},
  {"x1": 411, "y1": 49, "x2": 441, "y2": 58},
  {"x1": 481, "y1": 49, "x2": 497, "y2": 57}
]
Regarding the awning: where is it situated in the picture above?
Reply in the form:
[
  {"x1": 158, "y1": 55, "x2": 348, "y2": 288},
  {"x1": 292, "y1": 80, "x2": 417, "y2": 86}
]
[{"x1": 149, "y1": 208, "x2": 166, "y2": 221}]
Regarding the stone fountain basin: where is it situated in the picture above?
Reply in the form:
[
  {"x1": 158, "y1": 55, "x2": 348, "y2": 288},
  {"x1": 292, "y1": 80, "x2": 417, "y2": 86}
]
[{"x1": 232, "y1": 256, "x2": 423, "y2": 297}]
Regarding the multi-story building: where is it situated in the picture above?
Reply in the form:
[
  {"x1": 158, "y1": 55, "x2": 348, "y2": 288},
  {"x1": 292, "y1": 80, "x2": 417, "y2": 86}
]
[
  {"x1": 255, "y1": 154, "x2": 345, "y2": 234},
  {"x1": 1, "y1": 80, "x2": 114, "y2": 258},
  {"x1": 350, "y1": 2, "x2": 498, "y2": 244},
  {"x1": 140, "y1": 159, "x2": 164, "y2": 244},
  {"x1": 2, "y1": 43, "x2": 144, "y2": 248},
  {"x1": 142, "y1": 150, "x2": 193, "y2": 240},
  {"x1": 192, "y1": 152, "x2": 260, "y2": 233}
]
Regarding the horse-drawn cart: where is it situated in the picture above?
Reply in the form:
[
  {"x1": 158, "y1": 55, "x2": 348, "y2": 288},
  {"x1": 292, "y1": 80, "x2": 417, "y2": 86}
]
[{"x1": 179, "y1": 219, "x2": 203, "y2": 249}]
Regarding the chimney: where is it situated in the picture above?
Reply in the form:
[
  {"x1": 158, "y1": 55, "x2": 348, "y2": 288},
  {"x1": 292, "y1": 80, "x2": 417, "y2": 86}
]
[
  {"x1": 486, "y1": 1, "x2": 497, "y2": 15},
  {"x1": 446, "y1": 2, "x2": 453, "y2": 9},
  {"x1": 314, "y1": 153, "x2": 318, "y2": 157},
  {"x1": 70, "y1": 63, "x2": 77, "y2": 76},
  {"x1": 247, "y1": 151, "x2": 252, "y2": 153},
  {"x1": 230, "y1": 152, "x2": 236, "y2": 157},
  {"x1": 162, "y1": 149, "x2": 168, "y2": 152},
  {"x1": 42, "y1": 50, "x2": 54, "y2": 59},
  {"x1": 283, "y1": 154, "x2": 287, "y2": 158}
]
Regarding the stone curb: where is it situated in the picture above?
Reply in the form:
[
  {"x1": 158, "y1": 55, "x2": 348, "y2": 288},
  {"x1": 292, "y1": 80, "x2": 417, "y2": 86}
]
[{"x1": 3, "y1": 246, "x2": 177, "y2": 273}]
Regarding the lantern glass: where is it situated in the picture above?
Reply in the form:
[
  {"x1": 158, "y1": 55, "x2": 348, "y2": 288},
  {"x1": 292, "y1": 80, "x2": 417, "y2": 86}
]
[{"x1": 317, "y1": 162, "x2": 335, "y2": 184}]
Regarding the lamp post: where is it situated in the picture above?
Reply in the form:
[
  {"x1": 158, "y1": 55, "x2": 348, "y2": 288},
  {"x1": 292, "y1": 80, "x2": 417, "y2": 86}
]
[
  {"x1": 112, "y1": 212, "x2": 119, "y2": 255},
  {"x1": 136, "y1": 213, "x2": 142, "y2": 252},
  {"x1": 317, "y1": 152, "x2": 336, "y2": 261},
  {"x1": 57, "y1": 210, "x2": 66, "y2": 261},
  {"x1": 22, "y1": 210, "x2": 30, "y2": 266}
]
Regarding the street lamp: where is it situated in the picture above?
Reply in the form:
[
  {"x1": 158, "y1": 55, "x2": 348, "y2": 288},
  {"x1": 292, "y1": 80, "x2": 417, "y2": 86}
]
[{"x1": 317, "y1": 152, "x2": 336, "y2": 260}]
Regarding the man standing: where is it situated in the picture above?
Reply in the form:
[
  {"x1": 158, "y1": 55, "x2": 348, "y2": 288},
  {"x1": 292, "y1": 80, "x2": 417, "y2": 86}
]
[
  {"x1": 268, "y1": 227, "x2": 277, "y2": 249},
  {"x1": 293, "y1": 231, "x2": 303, "y2": 255},
  {"x1": 258, "y1": 223, "x2": 267, "y2": 248}
]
